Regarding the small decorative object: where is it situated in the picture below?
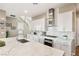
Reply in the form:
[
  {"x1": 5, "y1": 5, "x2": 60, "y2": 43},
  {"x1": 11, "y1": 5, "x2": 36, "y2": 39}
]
[{"x1": 0, "y1": 40, "x2": 5, "y2": 47}]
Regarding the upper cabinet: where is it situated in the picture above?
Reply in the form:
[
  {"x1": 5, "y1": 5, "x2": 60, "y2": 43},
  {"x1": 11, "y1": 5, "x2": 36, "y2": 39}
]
[
  {"x1": 57, "y1": 11, "x2": 73, "y2": 31},
  {"x1": 56, "y1": 4, "x2": 76, "y2": 32}
]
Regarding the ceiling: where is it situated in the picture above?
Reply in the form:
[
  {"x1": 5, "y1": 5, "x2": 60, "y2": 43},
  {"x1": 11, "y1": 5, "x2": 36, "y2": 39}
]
[{"x1": 0, "y1": 3, "x2": 72, "y2": 17}]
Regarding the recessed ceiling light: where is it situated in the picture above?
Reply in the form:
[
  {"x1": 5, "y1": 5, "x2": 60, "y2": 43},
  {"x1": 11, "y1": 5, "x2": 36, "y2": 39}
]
[
  {"x1": 33, "y1": 3, "x2": 38, "y2": 5},
  {"x1": 0, "y1": 18, "x2": 5, "y2": 20},
  {"x1": 24, "y1": 10, "x2": 28, "y2": 14}
]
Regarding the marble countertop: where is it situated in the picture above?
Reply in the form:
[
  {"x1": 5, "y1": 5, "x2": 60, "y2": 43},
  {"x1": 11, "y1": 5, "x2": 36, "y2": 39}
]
[{"x1": 0, "y1": 37, "x2": 64, "y2": 56}]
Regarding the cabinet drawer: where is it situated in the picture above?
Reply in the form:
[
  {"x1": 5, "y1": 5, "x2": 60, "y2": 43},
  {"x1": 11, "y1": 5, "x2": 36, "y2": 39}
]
[
  {"x1": 39, "y1": 38, "x2": 44, "y2": 44},
  {"x1": 53, "y1": 42, "x2": 61, "y2": 49},
  {"x1": 33, "y1": 36, "x2": 39, "y2": 42}
]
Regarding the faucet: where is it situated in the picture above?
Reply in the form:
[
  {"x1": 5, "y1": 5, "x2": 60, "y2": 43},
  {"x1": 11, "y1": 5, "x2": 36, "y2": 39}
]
[{"x1": 63, "y1": 35, "x2": 68, "y2": 40}]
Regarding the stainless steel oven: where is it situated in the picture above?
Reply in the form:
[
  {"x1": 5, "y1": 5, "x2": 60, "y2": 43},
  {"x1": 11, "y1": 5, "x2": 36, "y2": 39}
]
[{"x1": 44, "y1": 38, "x2": 53, "y2": 47}]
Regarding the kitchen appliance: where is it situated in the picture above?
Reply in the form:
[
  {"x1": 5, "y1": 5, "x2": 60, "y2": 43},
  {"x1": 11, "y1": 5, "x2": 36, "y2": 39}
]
[
  {"x1": 44, "y1": 29, "x2": 57, "y2": 47},
  {"x1": 44, "y1": 38, "x2": 53, "y2": 47}
]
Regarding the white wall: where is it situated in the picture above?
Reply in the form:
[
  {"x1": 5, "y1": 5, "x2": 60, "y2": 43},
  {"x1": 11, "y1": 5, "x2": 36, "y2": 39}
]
[
  {"x1": 32, "y1": 13, "x2": 47, "y2": 32},
  {"x1": 0, "y1": 9, "x2": 6, "y2": 38},
  {"x1": 32, "y1": 17, "x2": 46, "y2": 31},
  {"x1": 57, "y1": 11, "x2": 73, "y2": 31}
]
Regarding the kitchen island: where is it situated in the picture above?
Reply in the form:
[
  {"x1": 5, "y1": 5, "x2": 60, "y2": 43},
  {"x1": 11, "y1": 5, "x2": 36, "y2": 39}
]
[{"x1": 0, "y1": 37, "x2": 64, "y2": 56}]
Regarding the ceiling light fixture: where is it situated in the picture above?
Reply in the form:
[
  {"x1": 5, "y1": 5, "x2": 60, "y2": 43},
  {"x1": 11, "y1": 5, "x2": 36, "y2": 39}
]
[
  {"x1": 33, "y1": 3, "x2": 38, "y2": 5},
  {"x1": 0, "y1": 18, "x2": 5, "y2": 20},
  {"x1": 24, "y1": 10, "x2": 28, "y2": 14}
]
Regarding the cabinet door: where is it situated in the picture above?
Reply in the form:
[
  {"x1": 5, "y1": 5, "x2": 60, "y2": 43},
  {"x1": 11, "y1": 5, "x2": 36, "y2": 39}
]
[
  {"x1": 39, "y1": 36, "x2": 44, "y2": 44},
  {"x1": 27, "y1": 34, "x2": 33, "y2": 41},
  {"x1": 53, "y1": 40, "x2": 61, "y2": 49},
  {"x1": 57, "y1": 11, "x2": 73, "y2": 31},
  {"x1": 60, "y1": 42, "x2": 72, "y2": 56},
  {"x1": 53, "y1": 40, "x2": 72, "y2": 56},
  {"x1": 33, "y1": 35, "x2": 39, "y2": 42}
]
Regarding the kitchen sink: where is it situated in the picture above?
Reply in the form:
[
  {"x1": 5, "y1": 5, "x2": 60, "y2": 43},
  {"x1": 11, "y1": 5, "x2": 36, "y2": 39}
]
[{"x1": 17, "y1": 39, "x2": 29, "y2": 43}]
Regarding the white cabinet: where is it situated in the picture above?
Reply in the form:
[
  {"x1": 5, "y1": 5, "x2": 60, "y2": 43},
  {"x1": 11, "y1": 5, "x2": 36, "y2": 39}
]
[
  {"x1": 27, "y1": 34, "x2": 33, "y2": 41},
  {"x1": 53, "y1": 39, "x2": 75, "y2": 56},
  {"x1": 32, "y1": 35, "x2": 39, "y2": 42},
  {"x1": 32, "y1": 35, "x2": 44, "y2": 44},
  {"x1": 27, "y1": 33, "x2": 75, "y2": 56},
  {"x1": 60, "y1": 42, "x2": 71, "y2": 55},
  {"x1": 39, "y1": 36, "x2": 44, "y2": 44},
  {"x1": 27, "y1": 34, "x2": 44, "y2": 44},
  {"x1": 53, "y1": 40, "x2": 61, "y2": 49},
  {"x1": 57, "y1": 11, "x2": 73, "y2": 31}
]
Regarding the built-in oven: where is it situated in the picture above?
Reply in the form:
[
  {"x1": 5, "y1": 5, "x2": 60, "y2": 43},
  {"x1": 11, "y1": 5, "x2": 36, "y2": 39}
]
[
  {"x1": 44, "y1": 38, "x2": 53, "y2": 47},
  {"x1": 44, "y1": 30, "x2": 57, "y2": 47}
]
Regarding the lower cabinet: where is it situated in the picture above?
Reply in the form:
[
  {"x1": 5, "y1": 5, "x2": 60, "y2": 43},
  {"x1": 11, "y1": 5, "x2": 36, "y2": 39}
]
[
  {"x1": 32, "y1": 35, "x2": 38, "y2": 42},
  {"x1": 27, "y1": 34, "x2": 44, "y2": 44},
  {"x1": 53, "y1": 40, "x2": 61, "y2": 49},
  {"x1": 39, "y1": 36, "x2": 45, "y2": 44},
  {"x1": 53, "y1": 40, "x2": 75, "y2": 56},
  {"x1": 60, "y1": 43, "x2": 71, "y2": 56},
  {"x1": 27, "y1": 34, "x2": 75, "y2": 56}
]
